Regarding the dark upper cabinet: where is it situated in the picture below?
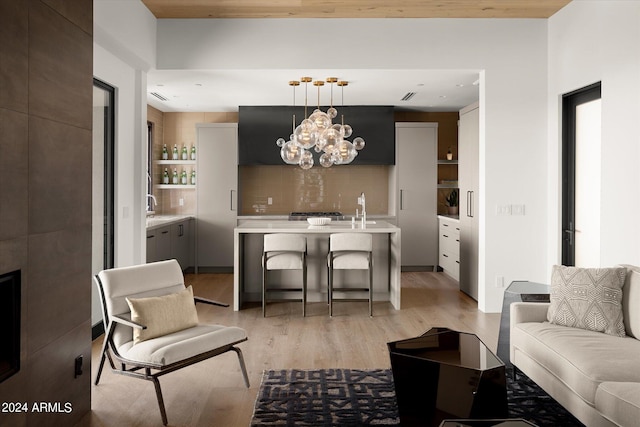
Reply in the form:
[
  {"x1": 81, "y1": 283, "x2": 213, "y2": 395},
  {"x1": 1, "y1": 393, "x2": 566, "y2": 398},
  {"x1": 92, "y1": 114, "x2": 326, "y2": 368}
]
[{"x1": 238, "y1": 105, "x2": 395, "y2": 165}]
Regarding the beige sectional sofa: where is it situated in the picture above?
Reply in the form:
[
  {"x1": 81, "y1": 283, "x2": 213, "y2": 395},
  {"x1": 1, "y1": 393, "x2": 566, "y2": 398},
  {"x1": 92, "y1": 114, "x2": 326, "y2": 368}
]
[{"x1": 510, "y1": 265, "x2": 640, "y2": 427}]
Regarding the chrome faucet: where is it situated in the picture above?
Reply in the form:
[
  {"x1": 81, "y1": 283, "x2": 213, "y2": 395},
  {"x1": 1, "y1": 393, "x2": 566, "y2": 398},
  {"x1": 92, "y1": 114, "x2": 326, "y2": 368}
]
[
  {"x1": 146, "y1": 194, "x2": 157, "y2": 212},
  {"x1": 358, "y1": 192, "x2": 366, "y2": 225}
]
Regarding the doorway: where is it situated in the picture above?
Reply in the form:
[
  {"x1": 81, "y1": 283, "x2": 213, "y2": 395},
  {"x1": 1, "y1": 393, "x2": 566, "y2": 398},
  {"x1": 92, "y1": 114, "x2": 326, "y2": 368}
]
[
  {"x1": 92, "y1": 79, "x2": 115, "y2": 337},
  {"x1": 562, "y1": 82, "x2": 602, "y2": 266}
]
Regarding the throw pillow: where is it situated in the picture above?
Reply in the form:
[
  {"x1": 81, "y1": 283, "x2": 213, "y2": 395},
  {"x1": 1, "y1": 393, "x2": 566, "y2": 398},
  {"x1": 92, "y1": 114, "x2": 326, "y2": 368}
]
[
  {"x1": 126, "y1": 285, "x2": 199, "y2": 345},
  {"x1": 547, "y1": 265, "x2": 626, "y2": 337}
]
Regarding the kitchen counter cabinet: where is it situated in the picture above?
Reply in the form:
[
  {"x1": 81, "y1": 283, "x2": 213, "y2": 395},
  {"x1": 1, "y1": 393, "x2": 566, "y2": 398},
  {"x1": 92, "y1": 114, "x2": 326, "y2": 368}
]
[
  {"x1": 438, "y1": 215, "x2": 460, "y2": 280},
  {"x1": 146, "y1": 225, "x2": 171, "y2": 263},
  {"x1": 233, "y1": 220, "x2": 401, "y2": 311},
  {"x1": 146, "y1": 217, "x2": 194, "y2": 270}
]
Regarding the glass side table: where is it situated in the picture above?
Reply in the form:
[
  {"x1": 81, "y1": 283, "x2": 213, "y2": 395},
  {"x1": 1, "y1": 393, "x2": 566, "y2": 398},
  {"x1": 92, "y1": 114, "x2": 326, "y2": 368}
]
[
  {"x1": 496, "y1": 281, "x2": 550, "y2": 371},
  {"x1": 388, "y1": 327, "x2": 507, "y2": 427}
]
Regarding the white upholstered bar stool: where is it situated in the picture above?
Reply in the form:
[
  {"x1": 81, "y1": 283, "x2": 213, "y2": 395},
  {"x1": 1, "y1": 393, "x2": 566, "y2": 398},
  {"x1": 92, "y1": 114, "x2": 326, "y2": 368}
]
[
  {"x1": 262, "y1": 234, "x2": 307, "y2": 317},
  {"x1": 327, "y1": 233, "x2": 373, "y2": 317}
]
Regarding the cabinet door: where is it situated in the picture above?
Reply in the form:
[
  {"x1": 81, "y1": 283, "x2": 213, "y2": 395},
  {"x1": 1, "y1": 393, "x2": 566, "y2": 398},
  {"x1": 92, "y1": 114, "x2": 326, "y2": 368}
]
[
  {"x1": 196, "y1": 124, "x2": 238, "y2": 268},
  {"x1": 171, "y1": 220, "x2": 191, "y2": 270},
  {"x1": 459, "y1": 103, "x2": 479, "y2": 299},
  {"x1": 146, "y1": 231, "x2": 158, "y2": 263},
  {"x1": 396, "y1": 123, "x2": 438, "y2": 268},
  {"x1": 155, "y1": 225, "x2": 172, "y2": 262}
]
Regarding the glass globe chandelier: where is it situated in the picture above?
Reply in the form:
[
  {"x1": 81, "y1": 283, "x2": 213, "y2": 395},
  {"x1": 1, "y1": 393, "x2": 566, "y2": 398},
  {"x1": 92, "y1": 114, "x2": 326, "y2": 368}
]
[{"x1": 276, "y1": 77, "x2": 365, "y2": 169}]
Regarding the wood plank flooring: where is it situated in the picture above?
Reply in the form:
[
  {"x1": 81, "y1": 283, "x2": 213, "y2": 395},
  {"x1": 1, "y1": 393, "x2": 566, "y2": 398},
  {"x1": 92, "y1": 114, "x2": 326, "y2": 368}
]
[{"x1": 81, "y1": 271, "x2": 500, "y2": 427}]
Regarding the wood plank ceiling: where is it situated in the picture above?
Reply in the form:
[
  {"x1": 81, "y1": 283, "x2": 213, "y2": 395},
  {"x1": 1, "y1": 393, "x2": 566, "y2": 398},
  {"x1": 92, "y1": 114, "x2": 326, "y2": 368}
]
[{"x1": 141, "y1": 0, "x2": 573, "y2": 19}]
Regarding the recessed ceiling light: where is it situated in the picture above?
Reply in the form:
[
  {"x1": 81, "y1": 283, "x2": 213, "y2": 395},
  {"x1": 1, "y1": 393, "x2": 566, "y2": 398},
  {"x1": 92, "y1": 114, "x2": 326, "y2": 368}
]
[
  {"x1": 417, "y1": 83, "x2": 424, "y2": 87},
  {"x1": 439, "y1": 95, "x2": 447, "y2": 99},
  {"x1": 195, "y1": 83, "x2": 202, "y2": 86},
  {"x1": 456, "y1": 84, "x2": 465, "y2": 87}
]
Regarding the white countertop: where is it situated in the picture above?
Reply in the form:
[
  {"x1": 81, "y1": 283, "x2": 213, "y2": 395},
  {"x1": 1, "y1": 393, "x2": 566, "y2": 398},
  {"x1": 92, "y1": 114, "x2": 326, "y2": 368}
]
[
  {"x1": 235, "y1": 219, "x2": 399, "y2": 233},
  {"x1": 437, "y1": 214, "x2": 460, "y2": 222},
  {"x1": 146, "y1": 214, "x2": 193, "y2": 230}
]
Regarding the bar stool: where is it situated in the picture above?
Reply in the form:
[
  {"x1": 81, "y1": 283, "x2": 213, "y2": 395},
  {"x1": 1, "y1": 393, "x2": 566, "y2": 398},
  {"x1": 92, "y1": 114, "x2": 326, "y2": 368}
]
[
  {"x1": 262, "y1": 234, "x2": 307, "y2": 317},
  {"x1": 327, "y1": 233, "x2": 373, "y2": 317}
]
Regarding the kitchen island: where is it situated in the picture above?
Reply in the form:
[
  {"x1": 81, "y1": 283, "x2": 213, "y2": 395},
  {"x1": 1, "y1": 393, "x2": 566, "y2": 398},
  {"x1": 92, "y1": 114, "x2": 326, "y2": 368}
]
[{"x1": 233, "y1": 220, "x2": 401, "y2": 311}]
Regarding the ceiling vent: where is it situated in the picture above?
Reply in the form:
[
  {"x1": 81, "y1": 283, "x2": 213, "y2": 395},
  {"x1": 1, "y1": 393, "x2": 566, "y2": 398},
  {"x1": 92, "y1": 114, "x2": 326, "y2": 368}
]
[
  {"x1": 401, "y1": 92, "x2": 416, "y2": 101},
  {"x1": 150, "y1": 92, "x2": 169, "y2": 102}
]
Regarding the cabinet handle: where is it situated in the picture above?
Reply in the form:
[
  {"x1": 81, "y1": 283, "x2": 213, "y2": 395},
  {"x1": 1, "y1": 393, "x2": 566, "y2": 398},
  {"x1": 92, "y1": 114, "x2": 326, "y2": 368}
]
[
  {"x1": 443, "y1": 223, "x2": 449, "y2": 227},
  {"x1": 443, "y1": 234, "x2": 449, "y2": 238},
  {"x1": 230, "y1": 190, "x2": 236, "y2": 211},
  {"x1": 467, "y1": 191, "x2": 475, "y2": 218},
  {"x1": 162, "y1": 230, "x2": 169, "y2": 234},
  {"x1": 400, "y1": 189, "x2": 404, "y2": 210},
  {"x1": 443, "y1": 254, "x2": 449, "y2": 258},
  {"x1": 179, "y1": 224, "x2": 184, "y2": 237},
  {"x1": 147, "y1": 235, "x2": 155, "y2": 239}
]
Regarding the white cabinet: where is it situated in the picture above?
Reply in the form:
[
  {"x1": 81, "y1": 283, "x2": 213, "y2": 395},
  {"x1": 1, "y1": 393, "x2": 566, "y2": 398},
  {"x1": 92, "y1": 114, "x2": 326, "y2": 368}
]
[
  {"x1": 196, "y1": 123, "x2": 237, "y2": 270},
  {"x1": 459, "y1": 102, "x2": 479, "y2": 300},
  {"x1": 395, "y1": 123, "x2": 438, "y2": 269},
  {"x1": 438, "y1": 216, "x2": 460, "y2": 280}
]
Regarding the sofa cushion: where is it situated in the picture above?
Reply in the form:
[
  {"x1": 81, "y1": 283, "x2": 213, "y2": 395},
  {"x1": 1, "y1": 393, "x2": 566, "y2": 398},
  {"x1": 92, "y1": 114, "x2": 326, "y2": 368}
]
[
  {"x1": 512, "y1": 321, "x2": 640, "y2": 405},
  {"x1": 548, "y1": 265, "x2": 626, "y2": 336},
  {"x1": 596, "y1": 382, "x2": 640, "y2": 427},
  {"x1": 126, "y1": 285, "x2": 198, "y2": 345},
  {"x1": 619, "y1": 265, "x2": 640, "y2": 338}
]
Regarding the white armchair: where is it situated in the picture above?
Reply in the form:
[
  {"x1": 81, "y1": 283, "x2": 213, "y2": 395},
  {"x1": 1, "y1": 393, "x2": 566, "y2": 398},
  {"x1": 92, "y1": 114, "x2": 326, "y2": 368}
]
[{"x1": 94, "y1": 259, "x2": 249, "y2": 425}]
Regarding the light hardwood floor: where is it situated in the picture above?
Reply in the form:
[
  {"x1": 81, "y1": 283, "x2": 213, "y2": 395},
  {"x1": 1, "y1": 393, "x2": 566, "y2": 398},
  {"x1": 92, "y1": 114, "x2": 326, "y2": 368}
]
[{"x1": 83, "y1": 272, "x2": 500, "y2": 427}]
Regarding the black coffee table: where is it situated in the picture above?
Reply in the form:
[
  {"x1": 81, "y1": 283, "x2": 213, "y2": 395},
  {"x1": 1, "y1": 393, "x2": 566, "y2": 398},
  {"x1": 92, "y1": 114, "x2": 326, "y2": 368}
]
[{"x1": 388, "y1": 327, "x2": 508, "y2": 427}]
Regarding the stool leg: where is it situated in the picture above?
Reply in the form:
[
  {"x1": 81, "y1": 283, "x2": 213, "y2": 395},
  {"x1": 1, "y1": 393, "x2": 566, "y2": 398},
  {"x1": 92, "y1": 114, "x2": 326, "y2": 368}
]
[
  {"x1": 329, "y1": 255, "x2": 333, "y2": 317},
  {"x1": 368, "y1": 254, "x2": 373, "y2": 317},
  {"x1": 302, "y1": 253, "x2": 307, "y2": 317},
  {"x1": 262, "y1": 265, "x2": 267, "y2": 317}
]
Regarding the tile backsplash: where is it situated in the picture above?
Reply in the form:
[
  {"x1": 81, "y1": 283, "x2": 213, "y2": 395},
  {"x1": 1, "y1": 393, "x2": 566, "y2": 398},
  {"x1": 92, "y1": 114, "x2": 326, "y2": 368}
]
[{"x1": 239, "y1": 165, "x2": 392, "y2": 216}]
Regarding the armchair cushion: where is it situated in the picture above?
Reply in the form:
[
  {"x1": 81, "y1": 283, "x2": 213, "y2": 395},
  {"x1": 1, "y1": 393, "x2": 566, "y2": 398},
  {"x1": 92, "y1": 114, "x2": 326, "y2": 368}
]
[
  {"x1": 119, "y1": 324, "x2": 248, "y2": 366},
  {"x1": 126, "y1": 285, "x2": 198, "y2": 345}
]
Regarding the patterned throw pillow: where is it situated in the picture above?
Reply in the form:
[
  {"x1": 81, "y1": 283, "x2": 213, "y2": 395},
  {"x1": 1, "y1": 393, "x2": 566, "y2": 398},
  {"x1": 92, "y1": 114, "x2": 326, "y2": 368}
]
[{"x1": 547, "y1": 265, "x2": 627, "y2": 337}]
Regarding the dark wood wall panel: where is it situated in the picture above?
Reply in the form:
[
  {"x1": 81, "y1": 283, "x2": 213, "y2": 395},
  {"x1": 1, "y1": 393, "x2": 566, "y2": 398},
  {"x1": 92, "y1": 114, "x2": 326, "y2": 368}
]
[{"x1": 0, "y1": 1, "x2": 93, "y2": 425}]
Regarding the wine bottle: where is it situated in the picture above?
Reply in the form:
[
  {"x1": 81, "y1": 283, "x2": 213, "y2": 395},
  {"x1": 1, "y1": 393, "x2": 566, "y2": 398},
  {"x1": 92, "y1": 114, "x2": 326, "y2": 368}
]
[
  {"x1": 181, "y1": 146, "x2": 188, "y2": 160},
  {"x1": 181, "y1": 169, "x2": 187, "y2": 185},
  {"x1": 190, "y1": 169, "x2": 196, "y2": 185},
  {"x1": 172, "y1": 144, "x2": 179, "y2": 160},
  {"x1": 162, "y1": 144, "x2": 168, "y2": 160},
  {"x1": 172, "y1": 168, "x2": 178, "y2": 184},
  {"x1": 162, "y1": 168, "x2": 169, "y2": 184},
  {"x1": 190, "y1": 145, "x2": 196, "y2": 160}
]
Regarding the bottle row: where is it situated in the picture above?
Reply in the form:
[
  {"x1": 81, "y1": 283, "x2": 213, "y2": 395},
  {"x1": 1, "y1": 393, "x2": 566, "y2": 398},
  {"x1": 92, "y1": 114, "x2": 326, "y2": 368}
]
[
  {"x1": 162, "y1": 168, "x2": 196, "y2": 185},
  {"x1": 162, "y1": 144, "x2": 196, "y2": 161}
]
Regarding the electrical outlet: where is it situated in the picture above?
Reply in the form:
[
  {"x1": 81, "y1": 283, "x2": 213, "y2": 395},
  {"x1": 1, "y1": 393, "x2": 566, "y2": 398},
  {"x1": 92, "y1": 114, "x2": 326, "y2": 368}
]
[
  {"x1": 179, "y1": 198, "x2": 184, "y2": 206},
  {"x1": 268, "y1": 197, "x2": 273, "y2": 205},
  {"x1": 495, "y1": 276, "x2": 505, "y2": 288}
]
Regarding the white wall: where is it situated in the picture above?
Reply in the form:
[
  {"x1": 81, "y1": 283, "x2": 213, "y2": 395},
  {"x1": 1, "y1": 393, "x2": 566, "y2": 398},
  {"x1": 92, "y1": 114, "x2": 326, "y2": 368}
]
[
  {"x1": 547, "y1": 1, "x2": 640, "y2": 271},
  {"x1": 92, "y1": 0, "x2": 157, "y2": 324},
  {"x1": 94, "y1": 0, "x2": 157, "y2": 269},
  {"x1": 157, "y1": 18, "x2": 550, "y2": 312}
]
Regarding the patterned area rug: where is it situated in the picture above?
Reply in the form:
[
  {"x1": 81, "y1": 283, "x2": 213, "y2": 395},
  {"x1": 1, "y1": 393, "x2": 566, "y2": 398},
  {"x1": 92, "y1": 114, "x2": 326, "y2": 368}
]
[
  {"x1": 251, "y1": 369, "x2": 399, "y2": 426},
  {"x1": 251, "y1": 368, "x2": 585, "y2": 426}
]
